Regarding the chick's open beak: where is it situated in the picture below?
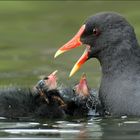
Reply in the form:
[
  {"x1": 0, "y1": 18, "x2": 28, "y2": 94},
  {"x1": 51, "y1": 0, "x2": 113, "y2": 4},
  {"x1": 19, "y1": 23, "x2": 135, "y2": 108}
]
[
  {"x1": 75, "y1": 73, "x2": 89, "y2": 97},
  {"x1": 54, "y1": 25, "x2": 90, "y2": 77},
  {"x1": 45, "y1": 70, "x2": 58, "y2": 90}
]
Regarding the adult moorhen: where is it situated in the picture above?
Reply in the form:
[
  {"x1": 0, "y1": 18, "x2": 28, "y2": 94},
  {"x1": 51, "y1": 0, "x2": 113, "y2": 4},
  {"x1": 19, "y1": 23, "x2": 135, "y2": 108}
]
[{"x1": 55, "y1": 12, "x2": 140, "y2": 117}]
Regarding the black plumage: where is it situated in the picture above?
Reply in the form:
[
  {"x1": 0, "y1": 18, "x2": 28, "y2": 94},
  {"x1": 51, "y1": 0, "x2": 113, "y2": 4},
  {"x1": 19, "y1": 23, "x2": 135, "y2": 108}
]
[
  {"x1": 0, "y1": 87, "x2": 66, "y2": 119},
  {"x1": 81, "y1": 12, "x2": 140, "y2": 116},
  {"x1": 60, "y1": 74, "x2": 100, "y2": 117},
  {"x1": 0, "y1": 72, "x2": 100, "y2": 119},
  {"x1": 0, "y1": 71, "x2": 65, "y2": 119},
  {"x1": 55, "y1": 12, "x2": 140, "y2": 116}
]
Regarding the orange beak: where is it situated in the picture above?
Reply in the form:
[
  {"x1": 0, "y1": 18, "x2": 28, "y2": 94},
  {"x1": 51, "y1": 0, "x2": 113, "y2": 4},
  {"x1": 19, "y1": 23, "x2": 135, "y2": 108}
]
[
  {"x1": 54, "y1": 24, "x2": 90, "y2": 77},
  {"x1": 69, "y1": 46, "x2": 90, "y2": 77}
]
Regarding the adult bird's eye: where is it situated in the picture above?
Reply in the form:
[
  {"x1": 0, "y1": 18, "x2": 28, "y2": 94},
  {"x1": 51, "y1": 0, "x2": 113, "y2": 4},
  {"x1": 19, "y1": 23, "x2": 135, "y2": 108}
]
[{"x1": 93, "y1": 28, "x2": 100, "y2": 36}]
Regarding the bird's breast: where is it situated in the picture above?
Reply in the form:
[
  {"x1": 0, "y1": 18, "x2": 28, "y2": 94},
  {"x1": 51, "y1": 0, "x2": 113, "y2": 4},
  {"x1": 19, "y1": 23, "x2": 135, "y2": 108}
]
[{"x1": 99, "y1": 74, "x2": 140, "y2": 116}]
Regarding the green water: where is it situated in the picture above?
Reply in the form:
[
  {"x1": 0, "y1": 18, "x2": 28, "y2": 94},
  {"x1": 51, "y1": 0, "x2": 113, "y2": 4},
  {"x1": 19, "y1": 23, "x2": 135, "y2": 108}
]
[
  {"x1": 0, "y1": 1, "x2": 140, "y2": 88},
  {"x1": 0, "y1": 1, "x2": 140, "y2": 139}
]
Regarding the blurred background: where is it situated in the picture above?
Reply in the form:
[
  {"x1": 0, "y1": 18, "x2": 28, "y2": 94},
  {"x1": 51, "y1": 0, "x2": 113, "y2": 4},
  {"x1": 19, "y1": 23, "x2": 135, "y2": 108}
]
[{"x1": 0, "y1": 1, "x2": 139, "y2": 88}]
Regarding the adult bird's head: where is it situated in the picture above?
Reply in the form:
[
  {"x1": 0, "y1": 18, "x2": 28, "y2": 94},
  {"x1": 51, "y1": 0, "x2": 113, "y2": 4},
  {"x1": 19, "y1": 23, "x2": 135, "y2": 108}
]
[{"x1": 54, "y1": 12, "x2": 137, "y2": 76}]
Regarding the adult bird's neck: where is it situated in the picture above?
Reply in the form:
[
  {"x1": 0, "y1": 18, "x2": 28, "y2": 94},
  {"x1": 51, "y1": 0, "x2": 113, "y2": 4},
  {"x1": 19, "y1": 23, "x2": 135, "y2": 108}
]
[{"x1": 97, "y1": 40, "x2": 140, "y2": 77}]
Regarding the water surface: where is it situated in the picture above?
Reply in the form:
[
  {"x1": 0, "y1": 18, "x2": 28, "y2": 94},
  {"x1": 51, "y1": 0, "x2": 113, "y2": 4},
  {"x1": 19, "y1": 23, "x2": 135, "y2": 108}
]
[
  {"x1": 0, "y1": 117, "x2": 140, "y2": 140},
  {"x1": 0, "y1": 1, "x2": 140, "y2": 139}
]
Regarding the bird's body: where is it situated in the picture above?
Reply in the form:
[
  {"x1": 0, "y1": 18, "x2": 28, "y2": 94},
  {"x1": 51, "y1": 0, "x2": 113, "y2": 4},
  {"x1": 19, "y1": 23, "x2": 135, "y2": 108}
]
[
  {"x1": 0, "y1": 71, "x2": 100, "y2": 119},
  {"x1": 0, "y1": 71, "x2": 65, "y2": 119},
  {"x1": 0, "y1": 87, "x2": 65, "y2": 119},
  {"x1": 55, "y1": 12, "x2": 140, "y2": 116},
  {"x1": 92, "y1": 13, "x2": 140, "y2": 116},
  {"x1": 60, "y1": 87, "x2": 99, "y2": 117},
  {"x1": 60, "y1": 74, "x2": 100, "y2": 117},
  {"x1": 100, "y1": 55, "x2": 140, "y2": 116},
  {"x1": 0, "y1": 88, "x2": 35, "y2": 118}
]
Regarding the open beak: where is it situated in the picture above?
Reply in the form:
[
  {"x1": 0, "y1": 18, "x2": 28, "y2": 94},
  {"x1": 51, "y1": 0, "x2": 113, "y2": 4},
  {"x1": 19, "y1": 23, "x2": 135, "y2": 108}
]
[
  {"x1": 47, "y1": 70, "x2": 58, "y2": 81},
  {"x1": 69, "y1": 46, "x2": 90, "y2": 77},
  {"x1": 45, "y1": 70, "x2": 58, "y2": 90},
  {"x1": 50, "y1": 70, "x2": 58, "y2": 77},
  {"x1": 54, "y1": 24, "x2": 90, "y2": 77},
  {"x1": 54, "y1": 25, "x2": 85, "y2": 58},
  {"x1": 75, "y1": 73, "x2": 89, "y2": 97}
]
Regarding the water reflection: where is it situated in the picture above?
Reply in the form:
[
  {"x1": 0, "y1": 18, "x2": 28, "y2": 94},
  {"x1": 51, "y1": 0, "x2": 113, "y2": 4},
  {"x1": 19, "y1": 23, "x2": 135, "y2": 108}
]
[
  {"x1": 0, "y1": 116, "x2": 140, "y2": 139},
  {"x1": 0, "y1": 117, "x2": 103, "y2": 139}
]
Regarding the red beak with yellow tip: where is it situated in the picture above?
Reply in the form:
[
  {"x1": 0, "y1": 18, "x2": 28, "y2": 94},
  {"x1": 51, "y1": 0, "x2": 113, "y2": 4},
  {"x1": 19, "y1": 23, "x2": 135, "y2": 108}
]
[
  {"x1": 54, "y1": 24, "x2": 90, "y2": 77},
  {"x1": 54, "y1": 25, "x2": 85, "y2": 58},
  {"x1": 69, "y1": 46, "x2": 90, "y2": 77}
]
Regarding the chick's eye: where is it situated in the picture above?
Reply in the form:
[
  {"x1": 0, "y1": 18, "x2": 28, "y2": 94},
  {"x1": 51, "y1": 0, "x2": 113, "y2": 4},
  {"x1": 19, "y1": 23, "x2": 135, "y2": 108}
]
[
  {"x1": 73, "y1": 88, "x2": 76, "y2": 92},
  {"x1": 43, "y1": 77, "x2": 49, "y2": 80},
  {"x1": 93, "y1": 28, "x2": 100, "y2": 36}
]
